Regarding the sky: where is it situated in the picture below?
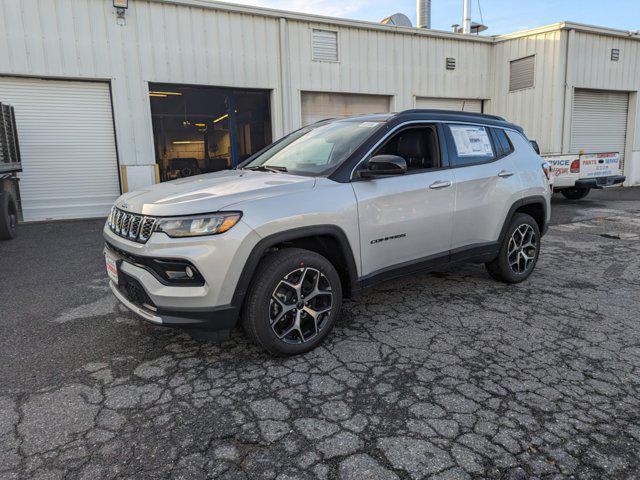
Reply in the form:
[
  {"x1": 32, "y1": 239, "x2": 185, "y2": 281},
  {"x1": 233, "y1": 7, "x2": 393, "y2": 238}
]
[{"x1": 217, "y1": 0, "x2": 640, "y2": 35}]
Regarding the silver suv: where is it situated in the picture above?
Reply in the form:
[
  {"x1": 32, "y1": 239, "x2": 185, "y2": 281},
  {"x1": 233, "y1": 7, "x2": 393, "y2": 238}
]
[{"x1": 104, "y1": 110, "x2": 552, "y2": 355}]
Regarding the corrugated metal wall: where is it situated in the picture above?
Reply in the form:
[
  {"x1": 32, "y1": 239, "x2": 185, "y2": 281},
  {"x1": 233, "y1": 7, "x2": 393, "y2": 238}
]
[
  {"x1": 487, "y1": 30, "x2": 566, "y2": 155},
  {"x1": 0, "y1": 0, "x2": 638, "y2": 186},
  {"x1": 569, "y1": 31, "x2": 640, "y2": 183},
  {"x1": 0, "y1": 0, "x2": 492, "y2": 181}
]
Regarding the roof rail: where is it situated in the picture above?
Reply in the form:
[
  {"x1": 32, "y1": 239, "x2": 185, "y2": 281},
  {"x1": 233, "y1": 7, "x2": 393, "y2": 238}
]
[{"x1": 397, "y1": 109, "x2": 506, "y2": 121}]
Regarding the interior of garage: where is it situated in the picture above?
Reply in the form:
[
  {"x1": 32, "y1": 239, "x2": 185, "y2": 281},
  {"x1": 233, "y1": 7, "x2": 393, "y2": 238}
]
[{"x1": 149, "y1": 83, "x2": 271, "y2": 181}]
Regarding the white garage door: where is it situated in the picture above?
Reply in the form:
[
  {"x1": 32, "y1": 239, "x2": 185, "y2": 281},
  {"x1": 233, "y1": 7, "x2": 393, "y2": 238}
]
[
  {"x1": 0, "y1": 77, "x2": 120, "y2": 221},
  {"x1": 415, "y1": 97, "x2": 482, "y2": 113},
  {"x1": 301, "y1": 92, "x2": 390, "y2": 126},
  {"x1": 571, "y1": 89, "x2": 629, "y2": 162}
]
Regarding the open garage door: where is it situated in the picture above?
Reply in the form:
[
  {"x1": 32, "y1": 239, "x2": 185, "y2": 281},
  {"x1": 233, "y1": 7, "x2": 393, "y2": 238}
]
[
  {"x1": 0, "y1": 77, "x2": 120, "y2": 221},
  {"x1": 571, "y1": 89, "x2": 629, "y2": 164},
  {"x1": 415, "y1": 97, "x2": 482, "y2": 113},
  {"x1": 301, "y1": 92, "x2": 390, "y2": 126}
]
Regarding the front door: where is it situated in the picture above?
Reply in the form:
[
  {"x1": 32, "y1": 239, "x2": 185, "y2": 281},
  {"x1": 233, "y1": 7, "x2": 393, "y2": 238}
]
[{"x1": 351, "y1": 125, "x2": 455, "y2": 277}]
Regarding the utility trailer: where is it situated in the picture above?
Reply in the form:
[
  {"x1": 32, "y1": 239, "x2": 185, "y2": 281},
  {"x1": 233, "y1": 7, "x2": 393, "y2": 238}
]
[{"x1": 0, "y1": 102, "x2": 22, "y2": 240}]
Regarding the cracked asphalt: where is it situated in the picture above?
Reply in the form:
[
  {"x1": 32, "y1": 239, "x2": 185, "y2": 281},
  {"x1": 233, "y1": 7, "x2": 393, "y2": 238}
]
[{"x1": 1, "y1": 188, "x2": 640, "y2": 480}]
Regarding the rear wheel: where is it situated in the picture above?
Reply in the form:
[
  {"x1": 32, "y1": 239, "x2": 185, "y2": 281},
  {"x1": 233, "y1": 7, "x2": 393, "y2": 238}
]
[
  {"x1": 560, "y1": 187, "x2": 590, "y2": 200},
  {"x1": 242, "y1": 248, "x2": 342, "y2": 356},
  {"x1": 0, "y1": 192, "x2": 17, "y2": 240},
  {"x1": 485, "y1": 213, "x2": 540, "y2": 283}
]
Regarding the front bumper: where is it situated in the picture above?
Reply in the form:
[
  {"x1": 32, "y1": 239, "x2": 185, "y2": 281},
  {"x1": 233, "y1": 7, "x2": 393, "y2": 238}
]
[
  {"x1": 103, "y1": 220, "x2": 260, "y2": 332},
  {"x1": 574, "y1": 175, "x2": 626, "y2": 189}
]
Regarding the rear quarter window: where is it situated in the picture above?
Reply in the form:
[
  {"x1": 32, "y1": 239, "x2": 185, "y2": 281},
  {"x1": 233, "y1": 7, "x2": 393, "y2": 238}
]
[{"x1": 492, "y1": 128, "x2": 515, "y2": 158}]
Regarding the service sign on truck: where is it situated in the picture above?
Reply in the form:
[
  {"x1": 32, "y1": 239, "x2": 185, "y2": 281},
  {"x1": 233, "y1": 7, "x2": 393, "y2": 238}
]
[
  {"x1": 544, "y1": 152, "x2": 622, "y2": 189},
  {"x1": 580, "y1": 153, "x2": 621, "y2": 178}
]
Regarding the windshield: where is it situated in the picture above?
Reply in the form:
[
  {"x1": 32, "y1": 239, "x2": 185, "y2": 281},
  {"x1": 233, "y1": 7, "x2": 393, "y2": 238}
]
[{"x1": 241, "y1": 120, "x2": 383, "y2": 176}]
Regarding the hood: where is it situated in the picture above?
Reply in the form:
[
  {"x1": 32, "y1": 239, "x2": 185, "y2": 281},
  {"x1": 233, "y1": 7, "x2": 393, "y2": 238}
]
[{"x1": 116, "y1": 170, "x2": 316, "y2": 217}]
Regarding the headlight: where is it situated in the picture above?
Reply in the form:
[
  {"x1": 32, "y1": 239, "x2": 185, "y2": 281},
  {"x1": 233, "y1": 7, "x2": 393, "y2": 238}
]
[{"x1": 155, "y1": 212, "x2": 242, "y2": 238}]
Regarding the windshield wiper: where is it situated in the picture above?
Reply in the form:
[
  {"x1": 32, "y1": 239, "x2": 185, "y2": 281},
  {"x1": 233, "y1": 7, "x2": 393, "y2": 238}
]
[{"x1": 244, "y1": 165, "x2": 288, "y2": 173}]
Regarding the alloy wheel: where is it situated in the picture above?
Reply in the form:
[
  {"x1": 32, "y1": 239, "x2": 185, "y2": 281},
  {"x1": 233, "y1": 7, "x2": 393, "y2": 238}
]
[
  {"x1": 508, "y1": 224, "x2": 537, "y2": 275},
  {"x1": 269, "y1": 267, "x2": 333, "y2": 344}
]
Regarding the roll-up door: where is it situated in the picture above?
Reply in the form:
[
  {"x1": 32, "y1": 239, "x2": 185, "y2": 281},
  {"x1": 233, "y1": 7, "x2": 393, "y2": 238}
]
[
  {"x1": 301, "y1": 92, "x2": 390, "y2": 126},
  {"x1": 0, "y1": 77, "x2": 120, "y2": 221},
  {"x1": 415, "y1": 97, "x2": 482, "y2": 113},
  {"x1": 571, "y1": 89, "x2": 629, "y2": 164}
]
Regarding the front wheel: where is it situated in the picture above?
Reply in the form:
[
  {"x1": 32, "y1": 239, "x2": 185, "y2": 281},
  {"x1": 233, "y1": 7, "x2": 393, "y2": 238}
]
[
  {"x1": 560, "y1": 187, "x2": 590, "y2": 200},
  {"x1": 242, "y1": 248, "x2": 343, "y2": 356},
  {"x1": 485, "y1": 213, "x2": 541, "y2": 284}
]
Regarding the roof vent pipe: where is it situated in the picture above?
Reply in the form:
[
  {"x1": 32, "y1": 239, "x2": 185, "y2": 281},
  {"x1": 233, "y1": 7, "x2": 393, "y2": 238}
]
[
  {"x1": 462, "y1": 0, "x2": 471, "y2": 34},
  {"x1": 417, "y1": 0, "x2": 431, "y2": 28}
]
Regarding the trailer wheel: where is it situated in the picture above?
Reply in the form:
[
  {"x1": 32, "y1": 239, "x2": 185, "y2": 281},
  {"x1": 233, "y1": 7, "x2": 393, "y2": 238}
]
[
  {"x1": 0, "y1": 191, "x2": 18, "y2": 240},
  {"x1": 560, "y1": 187, "x2": 590, "y2": 200}
]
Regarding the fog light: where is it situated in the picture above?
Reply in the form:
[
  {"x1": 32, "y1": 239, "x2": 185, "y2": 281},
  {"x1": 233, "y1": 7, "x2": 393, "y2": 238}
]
[{"x1": 185, "y1": 266, "x2": 194, "y2": 278}]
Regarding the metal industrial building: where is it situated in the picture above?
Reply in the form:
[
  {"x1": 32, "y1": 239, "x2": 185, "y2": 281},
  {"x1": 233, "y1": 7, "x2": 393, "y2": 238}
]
[{"x1": 0, "y1": 0, "x2": 638, "y2": 221}]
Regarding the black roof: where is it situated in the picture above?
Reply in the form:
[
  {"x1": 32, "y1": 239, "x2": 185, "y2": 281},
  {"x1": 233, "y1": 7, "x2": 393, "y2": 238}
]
[
  {"x1": 393, "y1": 109, "x2": 523, "y2": 133},
  {"x1": 324, "y1": 109, "x2": 523, "y2": 133}
]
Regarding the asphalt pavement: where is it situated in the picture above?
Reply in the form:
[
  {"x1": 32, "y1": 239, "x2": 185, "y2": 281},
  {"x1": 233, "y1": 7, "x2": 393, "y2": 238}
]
[{"x1": 1, "y1": 187, "x2": 640, "y2": 479}]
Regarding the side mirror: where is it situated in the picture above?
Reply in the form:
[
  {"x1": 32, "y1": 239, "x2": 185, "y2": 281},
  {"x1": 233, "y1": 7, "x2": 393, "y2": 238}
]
[
  {"x1": 530, "y1": 140, "x2": 541, "y2": 154},
  {"x1": 359, "y1": 155, "x2": 407, "y2": 178}
]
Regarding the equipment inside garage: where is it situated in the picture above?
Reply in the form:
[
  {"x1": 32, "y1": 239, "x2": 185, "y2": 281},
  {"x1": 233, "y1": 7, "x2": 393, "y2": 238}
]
[
  {"x1": 148, "y1": 83, "x2": 272, "y2": 181},
  {"x1": 0, "y1": 77, "x2": 121, "y2": 222},
  {"x1": 301, "y1": 92, "x2": 391, "y2": 126}
]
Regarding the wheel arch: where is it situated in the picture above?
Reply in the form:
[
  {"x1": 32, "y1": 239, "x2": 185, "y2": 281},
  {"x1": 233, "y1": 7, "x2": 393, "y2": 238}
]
[
  {"x1": 231, "y1": 225, "x2": 359, "y2": 311},
  {"x1": 498, "y1": 196, "x2": 548, "y2": 245}
]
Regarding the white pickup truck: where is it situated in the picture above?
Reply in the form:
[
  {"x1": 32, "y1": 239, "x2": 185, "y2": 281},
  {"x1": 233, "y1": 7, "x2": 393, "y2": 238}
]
[{"x1": 545, "y1": 152, "x2": 625, "y2": 199}]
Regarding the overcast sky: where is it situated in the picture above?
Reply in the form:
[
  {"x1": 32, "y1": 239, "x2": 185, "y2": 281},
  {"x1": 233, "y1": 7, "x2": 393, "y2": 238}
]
[{"x1": 219, "y1": 0, "x2": 640, "y2": 35}]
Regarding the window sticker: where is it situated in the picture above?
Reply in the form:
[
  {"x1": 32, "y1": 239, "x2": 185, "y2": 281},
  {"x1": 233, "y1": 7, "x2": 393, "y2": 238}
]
[{"x1": 450, "y1": 126, "x2": 493, "y2": 157}]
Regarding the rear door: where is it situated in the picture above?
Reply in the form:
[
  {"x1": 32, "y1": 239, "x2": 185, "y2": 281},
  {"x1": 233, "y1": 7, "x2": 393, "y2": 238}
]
[
  {"x1": 352, "y1": 124, "x2": 455, "y2": 277},
  {"x1": 445, "y1": 124, "x2": 522, "y2": 251}
]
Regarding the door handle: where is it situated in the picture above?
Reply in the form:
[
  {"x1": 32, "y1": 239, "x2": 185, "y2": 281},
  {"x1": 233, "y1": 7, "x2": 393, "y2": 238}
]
[
  {"x1": 498, "y1": 170, "x2": 515, "y2": 178},
  {"x1": 429, "y1": 180, "x2": 452, "y2": 189}
]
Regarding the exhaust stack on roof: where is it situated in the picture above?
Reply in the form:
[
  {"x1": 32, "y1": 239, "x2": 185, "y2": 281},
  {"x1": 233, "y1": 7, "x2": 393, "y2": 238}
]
[{"x1": 417, "y1": 0, "x2": 431, "y2": 28}]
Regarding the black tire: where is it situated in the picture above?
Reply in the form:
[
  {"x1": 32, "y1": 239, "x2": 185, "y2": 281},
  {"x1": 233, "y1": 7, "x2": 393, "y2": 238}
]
[
  {"x1": 560, "y1": 187, "x2": 590, "y2": 200},
  {"x1": 485, "y1": 213, "x2": 540, "y2": 284},
  {"x1": 242, "y1": 248, "x2": 342, "y2": 356},
  {"x1": 0, "y1": 191, "x2": 18, "y2": 241}
]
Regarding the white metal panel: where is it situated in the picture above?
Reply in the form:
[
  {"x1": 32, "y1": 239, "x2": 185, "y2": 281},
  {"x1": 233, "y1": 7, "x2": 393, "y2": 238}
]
[
  {"x1": 415, "y1": 97, "x2": 482, "y2": 112},
  {"x1": 570, "y1": 89, "x2": 628, "y2": 161},
  {"x1": 0, "y1": 77, "x2": 120, "y2": 221},
  {"x1": 300, "y1": 92, "x2": 390, "y2": 126},
  {"x1": 312, "y1": 29, "x2": 338, "y2": 62},
  {"x1": 509, "y1": 55, "x2": 535, "y2": 91},
  {"x1": 488, "y1": 30, "x2": 566, "y2": 155}
]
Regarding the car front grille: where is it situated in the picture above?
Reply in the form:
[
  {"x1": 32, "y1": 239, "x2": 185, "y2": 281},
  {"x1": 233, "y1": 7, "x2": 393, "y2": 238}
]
[{"x1": 107, "y1": 207, "x2": 157, "y2": 243}]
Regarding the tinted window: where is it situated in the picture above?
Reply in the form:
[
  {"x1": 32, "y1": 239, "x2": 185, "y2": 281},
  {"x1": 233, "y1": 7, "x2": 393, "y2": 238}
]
[
  {"x1": 446, "y1": 124, "x2": 495, "y2": 167},
  {"x1": 374, "y1": 126, "x2": 441, "y2": 172},
  {"x1": 493, "y1": 128, "x2": 514, "y2": 157}
]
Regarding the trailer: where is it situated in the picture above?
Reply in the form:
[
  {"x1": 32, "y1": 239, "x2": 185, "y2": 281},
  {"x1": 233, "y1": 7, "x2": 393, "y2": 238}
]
[{"x1": 0, "y1": 102, "x2": 21, "y2": 240}]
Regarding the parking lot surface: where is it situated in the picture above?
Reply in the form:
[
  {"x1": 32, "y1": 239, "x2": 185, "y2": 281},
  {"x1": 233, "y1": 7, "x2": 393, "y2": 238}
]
[{"x1": 1, "y1": 188, "x2": 640, "y2": 480}]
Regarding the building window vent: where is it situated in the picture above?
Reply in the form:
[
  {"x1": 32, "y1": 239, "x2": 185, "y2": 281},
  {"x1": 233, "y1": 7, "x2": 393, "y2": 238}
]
[
  {"x1": 611, "y1": 48, "x2": 620, "y2": 61},
  {"x1": 509, "y1": 55, "x2": 535, "y2": 92},
  {"x1": 446, "y1": 57, "x2": 456, "y2": 70},
  {"x1": 312, "y1": 29, "x2": 338, "y2": 62}
]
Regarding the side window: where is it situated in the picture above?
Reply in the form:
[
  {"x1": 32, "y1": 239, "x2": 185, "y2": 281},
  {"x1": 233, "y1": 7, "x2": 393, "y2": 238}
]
[
  {"x1": 374, "y1": 126, "x2": 441, "y2": 172},
  {"x1": 445, "y1": 124, "x2": 495, "y2": 167},
  {"x1": 493, "y1": 128, "x2": 514, "y2": 157}
]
